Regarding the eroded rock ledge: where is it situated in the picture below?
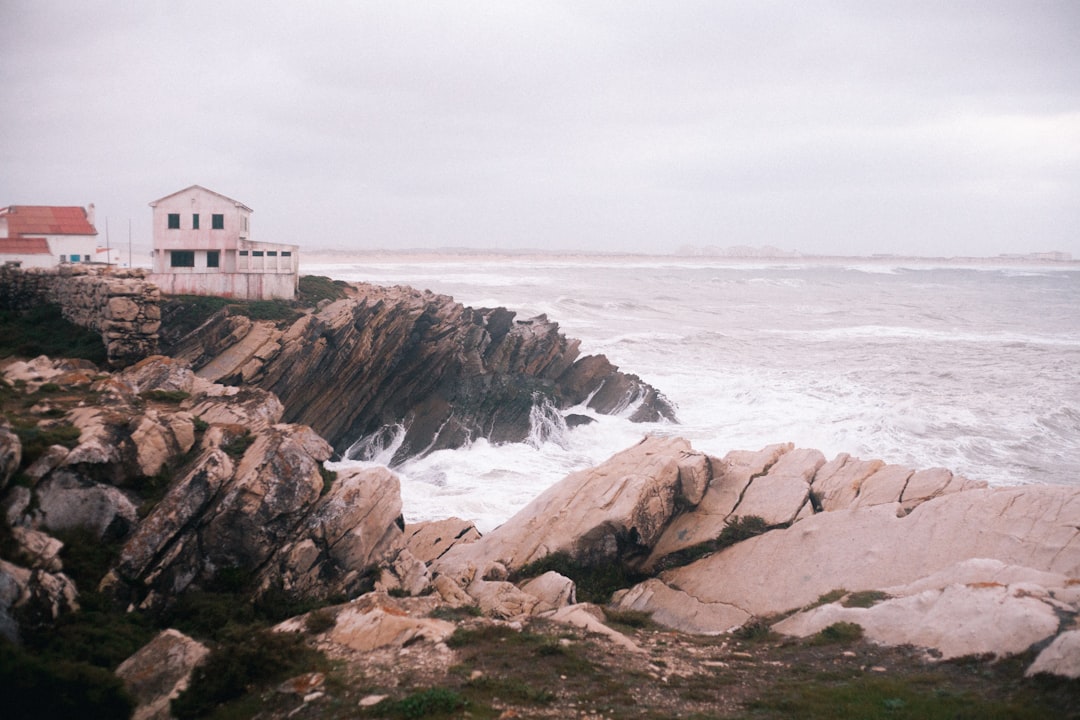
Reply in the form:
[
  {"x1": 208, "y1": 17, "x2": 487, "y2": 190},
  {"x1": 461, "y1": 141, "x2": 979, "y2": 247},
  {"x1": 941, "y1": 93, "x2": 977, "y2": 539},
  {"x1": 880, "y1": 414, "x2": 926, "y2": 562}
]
[{"x1": 163, "y1": 282, "x2": 676, "y2": 462}]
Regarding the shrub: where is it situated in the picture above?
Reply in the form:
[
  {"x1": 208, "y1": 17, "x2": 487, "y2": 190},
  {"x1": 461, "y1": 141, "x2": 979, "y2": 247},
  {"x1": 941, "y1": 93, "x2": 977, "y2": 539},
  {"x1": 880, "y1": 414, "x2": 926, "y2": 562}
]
[
  {"x1": 0, "y1": 306, "x2": 107, "y2": 364},
  {"x1": 171, "y1": 629, "x2": 322, "y2": 719},
  {"x1": 12, "y1": 419, "x2": 81, "y2": 466},
  {"x1": 813, "y1": 621, "x2": 865, "y2": 645},
  {"x1": 140, "y1": 389, "x2": 191, "y2": 403},
  {"x1": 0, "y1": 639, "x2": 134, "y2": 720},
  {"x1": 843, "y1": 590, "x2": 891, "y2": 608},
  {"x1": 298, "y1": 275, "x2": 349, "y2": 306},
  {"x1": 221, "y1": 430, "x2": 255, "y2": 459},
  {"x1": 511, "y1": 551, "x2": 646, "y2": 604}
]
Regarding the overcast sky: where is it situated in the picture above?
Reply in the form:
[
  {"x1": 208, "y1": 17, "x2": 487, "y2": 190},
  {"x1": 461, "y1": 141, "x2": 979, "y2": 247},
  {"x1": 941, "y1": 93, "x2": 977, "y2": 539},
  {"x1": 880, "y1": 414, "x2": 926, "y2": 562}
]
[{"x1": 2, "y1": 1, "x2": 1078, "y2": 257}]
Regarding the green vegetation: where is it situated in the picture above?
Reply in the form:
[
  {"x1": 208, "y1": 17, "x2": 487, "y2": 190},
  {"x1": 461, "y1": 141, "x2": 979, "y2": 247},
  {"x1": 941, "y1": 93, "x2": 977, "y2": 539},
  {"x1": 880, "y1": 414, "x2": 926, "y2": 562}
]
[
  {"x1": 297, "y1": 274, "x2": 349, "y2": 306},
  {"x1": 654, "y1": 514, "x2": 772, "y2": 571},
  {"x1": 319, "y1": 463, "x2": 337, "y2": 496},
  {"x1": 0, "y1": 639, "x2": 134, "y2": 720},
  {"x1": 10, "y1": 418, "x2": 81, "y2": 466},
  {"x1": 369, "y1": 688, "x2": 468, "y2": 719},
  {"x1": 171, "y1": 628, "x2": 324, "y2": 720},
  {"x1": 511, "y1": 551, "x2": 647, "y2": 604},
  {"x1": 743, "y1": 673, "x2": 1061, "y2": 720},
  {"x1": 140, "y1": 389, "x2": 191, "y2": 403},
  {"x1": 811, "y1": 621, "x2": 865, "y2": 645},
  {"x1": 843, "y1": 590, "x2": 891, "y2": 608},
  {"x1": 221, "y1": 430, "x2": 255, "y2": 459},
  {"x1": 0, "y1": 305, "x2": 107, "y2": 364}
]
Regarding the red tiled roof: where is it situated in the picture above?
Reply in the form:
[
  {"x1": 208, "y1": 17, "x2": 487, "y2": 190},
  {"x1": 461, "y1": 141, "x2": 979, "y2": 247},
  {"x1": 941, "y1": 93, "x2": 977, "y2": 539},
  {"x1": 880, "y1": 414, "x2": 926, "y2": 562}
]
[
  {"x1": 0, "y1": 237, "x2": 51, "y2": 254},
  {"x1": 0, "y1": 205, "x2": 97, "y2": 236}
]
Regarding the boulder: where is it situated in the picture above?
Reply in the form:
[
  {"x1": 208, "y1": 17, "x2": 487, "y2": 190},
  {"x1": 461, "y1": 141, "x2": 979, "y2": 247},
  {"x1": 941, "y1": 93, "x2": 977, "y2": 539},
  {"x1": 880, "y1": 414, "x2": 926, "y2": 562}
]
[
  {"x1": 435, "y1": 436, "x2": 693, "y2": 577},
  {"x1": 634, "y1": 484, "x2": 1080, "y2": 627},
  {"x1": 403, "y1": 518, "x2": 481, "y2": 564},
  {"x1": 645, "y1": 444, "x2": 790, "y2": 567},
  {"x1": 1027, "y1": 631, "x2": 1080, "y2": 679},
  {"x1": 115, "y1": 629, "x2": 210, "y2": 720},
  {"x1": 0, "y1": 418, "x2": 20, "y2": 490},
  {"x1": 773, "y1": 560, "x2": 1071, "y2": 660},
  {"x1": 34, "y1": 468, "x2": 138, "y2": 540},
  {"x1": 259, "y1": 465, "x2": 406, "y2": 601},
  {"x1": 728, "y1": 447, "x2": 823, "y2": 525},
  {"x1": 521, "y1": 571, "x2": 577, "y2": 614}
]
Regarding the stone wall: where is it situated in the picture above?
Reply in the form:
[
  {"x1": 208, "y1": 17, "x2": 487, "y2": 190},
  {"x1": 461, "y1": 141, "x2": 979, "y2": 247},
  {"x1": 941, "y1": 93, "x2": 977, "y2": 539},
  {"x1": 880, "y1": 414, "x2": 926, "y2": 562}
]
[{"x1": 0, "y1": 264, "x2": 160, "y2": 368}]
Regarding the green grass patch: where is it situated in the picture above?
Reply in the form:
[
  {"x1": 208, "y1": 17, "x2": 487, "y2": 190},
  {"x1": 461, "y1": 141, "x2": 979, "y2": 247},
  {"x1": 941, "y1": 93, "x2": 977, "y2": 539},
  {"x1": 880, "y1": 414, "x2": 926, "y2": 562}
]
[
  {"x1": 318, "y1": 463, "x2": 337, "y2": 496},
  {"x1": 732, "y1": 617, "x2": 776, "y2": 643},
  {"x1": 601, "y1": 607, "x2": 654, "y2": 630},
  {"x1": 298, "y1": 274, "x2": 349, "y2": 307},
  {"x1": 368, "y1": 687, "x2": 468, "y2": 719},
  {"x1": 744, "y1": 673, "x2": 1060, "y2": 720},
  {"x1": 0, "y1": 306, "x2": 106, "y2": 364}
]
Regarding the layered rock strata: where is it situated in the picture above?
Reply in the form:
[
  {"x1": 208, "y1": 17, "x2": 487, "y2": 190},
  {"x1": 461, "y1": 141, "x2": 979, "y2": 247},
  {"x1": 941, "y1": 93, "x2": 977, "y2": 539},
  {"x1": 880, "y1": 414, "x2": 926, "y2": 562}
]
[{"x1": 164, "y1": 283, "x2": 675, "y2": 461}]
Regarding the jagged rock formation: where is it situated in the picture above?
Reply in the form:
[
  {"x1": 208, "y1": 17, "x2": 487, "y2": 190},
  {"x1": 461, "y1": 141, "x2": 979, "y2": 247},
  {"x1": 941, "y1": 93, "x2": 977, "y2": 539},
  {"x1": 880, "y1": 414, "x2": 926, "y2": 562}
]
[
  {"x1": 164, "y1": 283, "x2": 675, "y2": 462},
  {"x1": 430, "y1": 436, "x2": 1080, "y2": 678}
]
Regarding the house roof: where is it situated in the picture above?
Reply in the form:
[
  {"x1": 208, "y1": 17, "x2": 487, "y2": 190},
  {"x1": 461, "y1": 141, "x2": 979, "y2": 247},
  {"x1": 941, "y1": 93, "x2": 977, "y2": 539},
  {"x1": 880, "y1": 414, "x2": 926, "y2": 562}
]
[
  {"x1": 0, "y1": 206, "x2": 97, "y2": 237},
  {"x1": 148, "y1": 185, "x2": 253, "y2": 212},
  {"x1": 0, "y1": 237, "x2": 52, "y2": 255}
]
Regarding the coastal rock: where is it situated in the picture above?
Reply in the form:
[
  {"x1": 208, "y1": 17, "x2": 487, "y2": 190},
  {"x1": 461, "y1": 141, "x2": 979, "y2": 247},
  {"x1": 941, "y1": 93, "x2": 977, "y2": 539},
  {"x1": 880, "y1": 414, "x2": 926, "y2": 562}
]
[
  {"x1": 521, "y1": 571, "x2": 577, "y2": 614},
  {"x1": 33, "y1": 468, "x2": 139, "y2": 540},
  {"x1": 1027, "y1": 631, "x2": 1080, "y2": 679},
  {"x1": 404, "y1": 518, "x2": 481, "y2": 564},
  {"x1": 115, "y1": 424, "x2": 407, "y2": 607},
  {"x1": 434, "y1": 436, "x2": 694, "y2": 577},
  {"x1": 259, "y1": 465, "x2": 405, "y2": 601},
  {"x1": 772, "y1": 560, "x2": 1069, "y2": 660},
  {"x1": 161, "y1": 284, "x2": 675, "y2": 461},
  {"x1": 115, "y1": 629, "x2": 210, "y2": 720},
  {"x1": 0, "y1": 418, "x2": 20, "y2": 490},
  {"x1": 9, "y1": 526, "x2": 64, "y2": 572},
  {"x1": 0, "y1": 559, "x2": 79, "y2": 633}
]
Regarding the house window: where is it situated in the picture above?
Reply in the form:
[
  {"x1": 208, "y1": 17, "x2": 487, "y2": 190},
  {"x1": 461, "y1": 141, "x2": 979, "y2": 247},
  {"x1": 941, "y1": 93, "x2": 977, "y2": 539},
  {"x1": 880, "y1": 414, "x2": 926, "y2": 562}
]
[
  {"x1": 211, "y1": 214, "x2": 224, "y2": 230},
  {"x1": 192, "y1": 214, "x2": 200, "y2": 229},
  {"x1": 70, "y1": 254, "x2": 81, "y2": 262},
  {"x1": 168, "y1": 213, "x2": 180, "y2": 229},
  {"x1": 170, "y1": 250, "x2": 195, "y2": 267},
  {"x1": 60, "y1": 255, "x2": 67, "y2": 262},
  {"x1": 281, "y1": 251, "x2": 292, "y2": 257},
  {"x1": 206, "y1": 250, "x2": 220, "y2": 268},
  {"x1": 239, "y1": 250, "x2": 249, "y2": 256},
  {"x1": 267, "y1": 251, "x2": 277, "y2": 257},
  {"x1": 252, "y1": 251, "x2": 264, "y2": 257}
]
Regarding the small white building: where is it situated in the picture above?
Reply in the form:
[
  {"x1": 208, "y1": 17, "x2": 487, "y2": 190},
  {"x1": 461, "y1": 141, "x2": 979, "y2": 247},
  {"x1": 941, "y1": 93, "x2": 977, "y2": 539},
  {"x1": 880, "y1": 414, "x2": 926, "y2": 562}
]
[
  {"x1": 148, "y1": 185, "x2": 299, "y2": 300},
  {"x1": 0, "y1": 205, "x2": 100, "y2": 268}
]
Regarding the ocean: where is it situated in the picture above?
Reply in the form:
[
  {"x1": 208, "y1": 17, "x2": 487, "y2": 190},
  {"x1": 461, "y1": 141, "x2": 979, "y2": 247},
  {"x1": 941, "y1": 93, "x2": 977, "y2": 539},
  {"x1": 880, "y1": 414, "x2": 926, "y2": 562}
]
[{"x1": 306, "y1": 257, "x2": 1080, "y2": 532}]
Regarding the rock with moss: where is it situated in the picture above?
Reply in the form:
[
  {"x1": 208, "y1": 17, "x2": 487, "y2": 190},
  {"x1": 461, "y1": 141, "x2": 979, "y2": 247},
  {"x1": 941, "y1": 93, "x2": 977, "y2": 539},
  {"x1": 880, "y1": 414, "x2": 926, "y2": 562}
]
[{"x1": 115, "y1": 629, "x2": 210, "y2": 720}]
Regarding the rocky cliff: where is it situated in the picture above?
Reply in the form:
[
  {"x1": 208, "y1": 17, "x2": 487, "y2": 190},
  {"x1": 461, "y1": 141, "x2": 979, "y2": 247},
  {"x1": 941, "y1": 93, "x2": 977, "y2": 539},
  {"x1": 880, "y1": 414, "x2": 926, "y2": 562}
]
[
  {"x1": 2, "y1": 355, "x2": 1078, "y2": 719},
  {"x1": 163, "y1": 282, "x2": 675, "y2": 463}
]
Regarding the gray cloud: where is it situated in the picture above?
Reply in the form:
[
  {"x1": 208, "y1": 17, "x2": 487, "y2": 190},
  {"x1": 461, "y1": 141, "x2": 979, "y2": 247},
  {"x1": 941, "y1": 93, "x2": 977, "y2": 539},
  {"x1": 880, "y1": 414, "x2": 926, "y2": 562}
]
[{"x1": 2, "y1": 1, "x2": 1078, "y2": 257}]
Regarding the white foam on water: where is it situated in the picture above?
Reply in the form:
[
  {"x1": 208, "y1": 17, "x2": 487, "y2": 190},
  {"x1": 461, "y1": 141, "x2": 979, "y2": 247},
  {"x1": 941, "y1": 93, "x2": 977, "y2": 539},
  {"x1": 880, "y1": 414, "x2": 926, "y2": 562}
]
[{"x1": 316, "y1": 259, "x2": 1080, "y2": 531}]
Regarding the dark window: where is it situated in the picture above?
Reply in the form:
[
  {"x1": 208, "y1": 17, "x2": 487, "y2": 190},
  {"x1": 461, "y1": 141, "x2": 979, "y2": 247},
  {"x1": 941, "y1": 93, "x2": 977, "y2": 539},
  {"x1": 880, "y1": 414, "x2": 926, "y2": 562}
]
[
  {"x1": 211, "y1": 214, "x2": 224, "y2": 229},
  {"x1": 206, "y1": 250, "x2": 220, "y2": 268},
  {"x1": 267, "y1": 251, "x2": 277, "y2": 257},
  {"x1": 192, "y1": 214, "x2": 200, "y2": 229},
  {"x1": 252, "y1": 251, "x2": 264, "y2": 257},
  {"x1": 239, "y1": 250, "x2": 249, "y2": 256},
  {"x1": 281, "y1": 251, "x2": 292, "y2": 257},
  {"x1": 167, "y1": 213, "x2": 180, "y2": 229},
  {"x1": 70, "y1": 254, "x2": 80, "y2": 262},
  {"x1": 170, "y1": 251, "x2": 195, "y2": 267}
]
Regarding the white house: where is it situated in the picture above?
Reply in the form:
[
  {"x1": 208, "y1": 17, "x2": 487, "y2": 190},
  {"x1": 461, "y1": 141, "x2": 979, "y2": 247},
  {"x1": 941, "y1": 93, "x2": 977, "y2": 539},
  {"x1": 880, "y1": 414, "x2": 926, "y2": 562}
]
[
  {"x1": 0, "y1": 205, "x2": 100, "y2": 268},
  {"x1": 147, "y1": 185, "x2": 299, "y2": 301}
]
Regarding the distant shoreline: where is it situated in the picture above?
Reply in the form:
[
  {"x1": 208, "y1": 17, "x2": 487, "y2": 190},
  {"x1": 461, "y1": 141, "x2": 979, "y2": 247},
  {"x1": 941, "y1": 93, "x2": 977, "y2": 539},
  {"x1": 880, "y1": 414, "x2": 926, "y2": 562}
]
[{"x1": 299, "y1": 249, "x2": 1079, "y2": 269}]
